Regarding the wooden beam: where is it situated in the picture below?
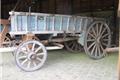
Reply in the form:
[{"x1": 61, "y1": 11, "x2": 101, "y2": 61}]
[
  {"x1": 118, "y1": 0, "x2": 120, "y2": 79},
  {"x1": 105, "y1": 47, "x2": 119, "y2": 52}
]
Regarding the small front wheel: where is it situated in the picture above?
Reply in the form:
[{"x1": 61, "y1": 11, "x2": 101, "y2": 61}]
[{"x1": 15, "y1": 40, "x2": 47, "y2": 71}]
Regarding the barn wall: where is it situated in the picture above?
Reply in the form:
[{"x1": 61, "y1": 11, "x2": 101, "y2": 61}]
[{"x1": 1, "y1": 0, "x2": 116, "y2": 19}]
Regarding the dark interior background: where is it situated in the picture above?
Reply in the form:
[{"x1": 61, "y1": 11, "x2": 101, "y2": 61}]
[
  {"x1": 1, "y1": 0, "x2": 119, "y2": 46},
  {"x1": 1, "y1": 0, "x2": 118, "y2": 18}
]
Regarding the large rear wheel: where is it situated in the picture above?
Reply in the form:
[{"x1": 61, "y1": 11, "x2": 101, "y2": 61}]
[{"x1": 84, "y1": 21, "x2": 111, "y2": 59}]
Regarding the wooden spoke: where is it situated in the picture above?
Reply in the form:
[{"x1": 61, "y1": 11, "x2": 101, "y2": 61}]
[
  {"x1": 90, "y1": 44, "x2": 96, "y2": 55},
  {"x1": 37, "y1": 53, "x2": 44, "y2": 56},
  {"x1": 100, "y1": 43, "x2": 104, "y2": 52},
  {"x1": 36, "y1": 57, "x2": 42, "y2": 62},
  {"x1": 18, "y1": 56, "x2": 27, "y2": 60},
  {"x1": 97, "y1": 44, "x2": 101, "y2": 57},
  {"x1": 87, "y1": 39, "x2": 95, "y2": 42},
  {"x1": 27, "y1": 61, "x2": 31, "y2": 68},
  {"x1": 35, "y1": 46, "x2": 42, "y2": 53},
  {"x1": 88, "y1": 32, "x2": 95, "y2": 39},
  {"x1": 68, "y1": 41, "x2": 74, "y2": 47},
  {"x1": 32, "y1": 61, "x2": 37, "y2": 67},
  {"x1": 102, "y1": 33, "x2": 109, "y2": 38},
  {"x1": 91, "y1": 26, "x2": 97, "y2": 36},
  {"x1": 88, "y1": 42, "x2": 95, "y2": 50},
  {"x1": 21, "y1": 59, "x2": 28, "y2": 65},
  {"x1": 26, "y1": 45, "x2": 30, "y2": 52},
  {"x1": 102, "y1": 39, "x2": 109, "y2": 41},
  {"x1": 95, "y1": 46, "x2": 98, "y2": 57},
  {"x1": 75, "y1": 43, "x2": 78, "y2": 51},
  {"x1": 102, "y1": 42, "x2": 108, "y2": 46},
  {"x1": 100, "y1": 27, "x2": 107, "y2": 37},
  {"x1": 99, "y1": 24, "x2": 103, "y2": 35},
  {"x1": 32, "y1": 43, "x2": 35, "y2": 51},
  {"x1": 21, "y1": 50, "x2": 28, "y2": 54},
  {"x1": 96, "y1": 23, "x2": 99, "y2": 36},
  {"x1": 71, "y1": 42, "x2": 76, "y2": 50}
]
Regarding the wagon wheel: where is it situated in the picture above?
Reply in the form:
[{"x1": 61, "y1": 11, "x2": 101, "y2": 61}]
[
  {"x1": 15, "y1": 40, "x2": 47, "y2": 71},
  {"x1": 3, "y1": 36, "x2": 11, "y2": 47},
  {"x1": 64, "y1": 40, "x2": 83, "y2": 52},
  {"x1": 84, "y1": 21, "x2": 111, "y2": 59}
]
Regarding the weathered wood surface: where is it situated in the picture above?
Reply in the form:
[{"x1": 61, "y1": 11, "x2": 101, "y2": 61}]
[{"x1": 105, "y1": 47, "x2": 119, "y2": 52}]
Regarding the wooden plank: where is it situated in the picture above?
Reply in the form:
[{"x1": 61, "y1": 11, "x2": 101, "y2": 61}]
[{"x1": 105, "y1": 47, "x2": 119, "y2": 52}]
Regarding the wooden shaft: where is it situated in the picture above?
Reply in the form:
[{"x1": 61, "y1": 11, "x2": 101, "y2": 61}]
[{"x1": 105, "y1": 47, "x2": 119, "y2": 52}]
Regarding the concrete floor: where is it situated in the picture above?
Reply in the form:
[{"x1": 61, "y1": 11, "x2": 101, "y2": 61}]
[{"x1": 0, "y1": 50, "x2": 118, "y2": 80}]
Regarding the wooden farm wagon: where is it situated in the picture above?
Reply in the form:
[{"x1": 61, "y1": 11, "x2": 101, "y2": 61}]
[{"x1": 0, "y1": 11, "x2": 111, "y2": 71}]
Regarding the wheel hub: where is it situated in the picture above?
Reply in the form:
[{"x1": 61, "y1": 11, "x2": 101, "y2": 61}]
[
  {"x1": 96, "y1": 37, "x2": 100, "y2": 43},
  {"x1": 28, "y1": 52, "x2": 37, "y2": 60}
]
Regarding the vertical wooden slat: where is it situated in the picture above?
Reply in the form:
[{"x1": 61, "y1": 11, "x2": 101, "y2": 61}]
[
  {"x1": 79, "y1": 18, "x2": 82, "y2": 31},
  {"x1": 44, "y1": 16, "x2": 47, "y2": 30},
  {"x1": 67, "y1": 17, "x2": 70, "y2": 31},
  {"x1": 25, "y1": 16, "x2": 28, "y2": 32},
  {"x1": 35, "y1": 16, "x2": 37, "y2": 31},
  {"x1": 15, "y1": 15, "x2": 17, "y2": 32},
  {"x1": 74, "y1": 17, "x2": 76, "y2": 31},
  {"x1": 60, "y1": 16, "x2": 63, "y2": 31},
  {"x1": 52, "y1": 16, "x2": 55, "y2": 31}
]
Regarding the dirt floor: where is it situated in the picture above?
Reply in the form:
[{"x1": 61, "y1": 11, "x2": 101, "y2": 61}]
[{"x1": 0, "y1": 50, "x2": 118, "y2": 80}]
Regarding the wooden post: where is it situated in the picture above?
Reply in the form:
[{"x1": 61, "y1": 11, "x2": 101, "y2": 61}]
[{"x1": 118, "y1": 0, "x2": 120, "y2": 79}]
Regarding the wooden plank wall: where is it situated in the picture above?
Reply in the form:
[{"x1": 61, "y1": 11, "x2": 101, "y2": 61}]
[{"x1": 1, "y1": 0, "x2": 115, "y2": 19}]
